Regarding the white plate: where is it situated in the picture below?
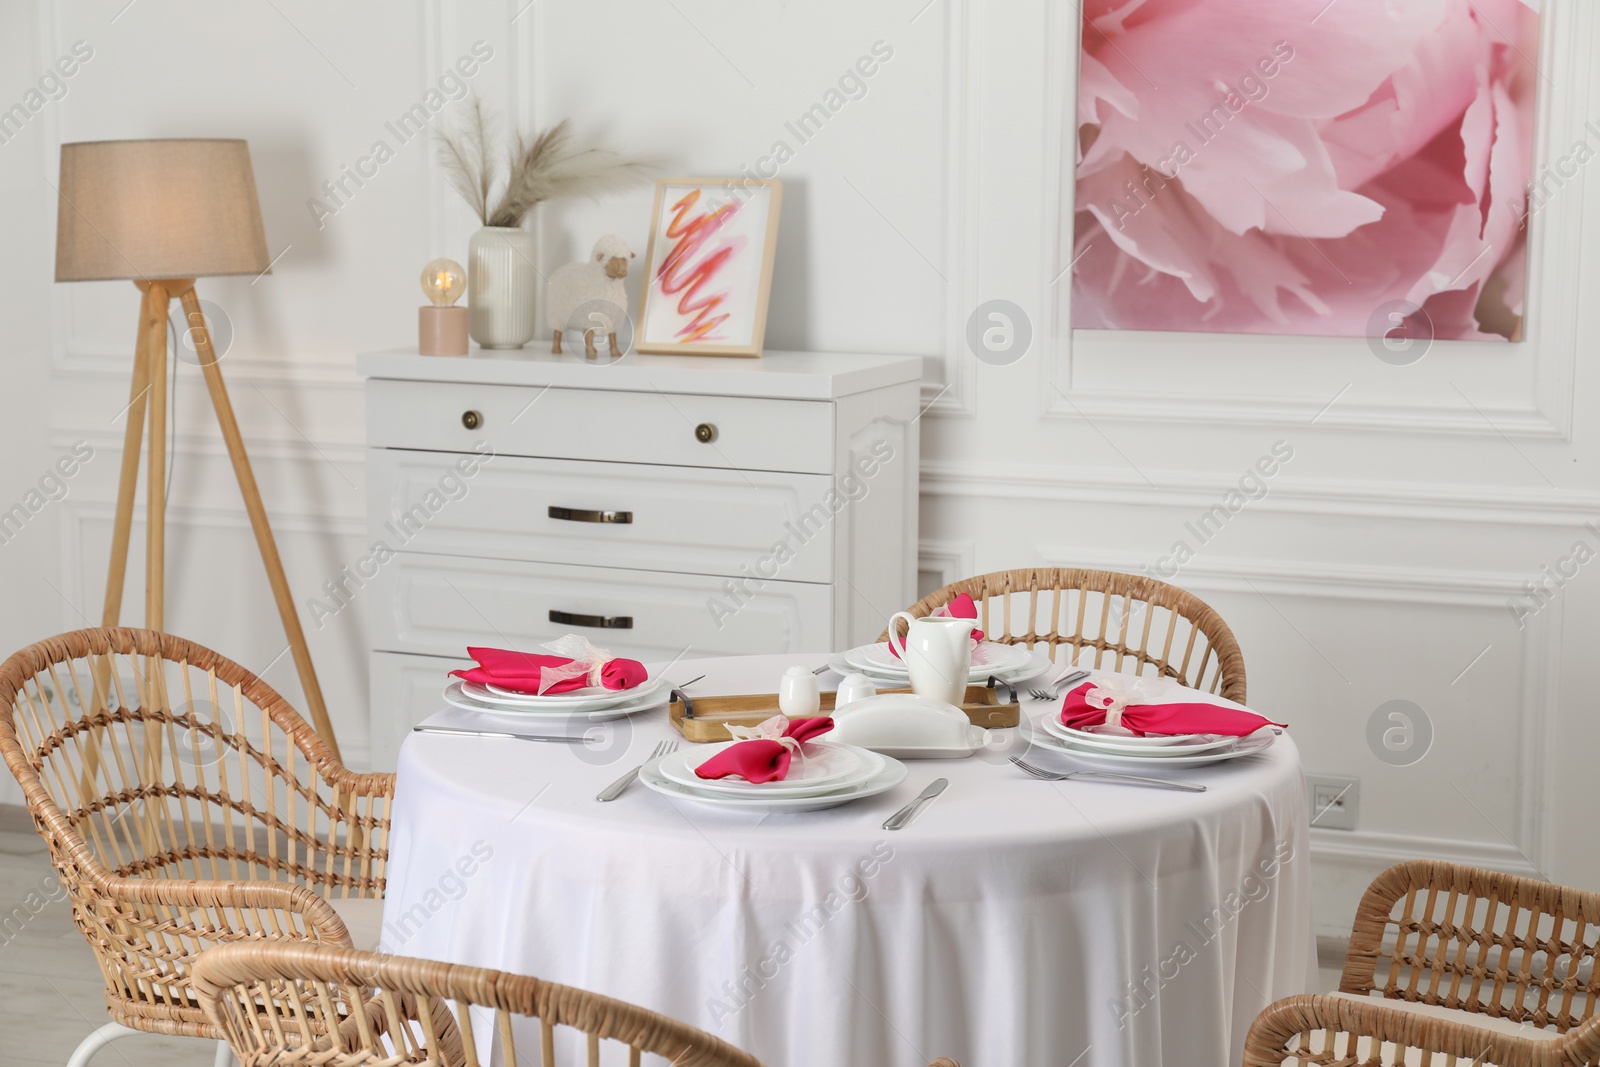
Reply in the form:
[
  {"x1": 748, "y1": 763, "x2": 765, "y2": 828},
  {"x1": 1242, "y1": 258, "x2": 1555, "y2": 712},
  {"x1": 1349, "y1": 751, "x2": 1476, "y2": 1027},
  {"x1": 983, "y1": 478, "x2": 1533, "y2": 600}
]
[
  {"x1": 443, "y1": 681, "x2": 665, "y2": 721},
  {"x1": 1066, "y1": 721, "x2": 1205, "y2": 746},
  {"x1": 844, "y1": 641, "x2": 1034, "y2": 677},
  {"x1": 660, "y1": 741, "x2": 880, "y2": 797},
  {"x1": 640, "y1": 753, "x2": 909, "y2": 813},
  {"x1": 865, "y1": 724, "x2": 990, "y2": 759},
  {"x1": 1023, "y1": 716, "x2": 1276, "y2": 766},
  {"x1": 1040, "y1": 717, "x2": 1240, "y2": 757},
  {"x1": 457, "y1": 675, "x2": 667, "y2": 711},
  {"x1": 826, "y1": 648, "x2": 1049, "y2": 686}
]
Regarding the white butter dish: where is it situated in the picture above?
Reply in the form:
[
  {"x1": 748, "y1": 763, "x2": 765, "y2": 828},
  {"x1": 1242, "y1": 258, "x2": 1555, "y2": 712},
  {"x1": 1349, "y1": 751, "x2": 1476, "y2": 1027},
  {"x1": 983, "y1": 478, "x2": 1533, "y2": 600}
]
[{"x1": 828, "y1": 692, "x2": 978, "y2": 757}]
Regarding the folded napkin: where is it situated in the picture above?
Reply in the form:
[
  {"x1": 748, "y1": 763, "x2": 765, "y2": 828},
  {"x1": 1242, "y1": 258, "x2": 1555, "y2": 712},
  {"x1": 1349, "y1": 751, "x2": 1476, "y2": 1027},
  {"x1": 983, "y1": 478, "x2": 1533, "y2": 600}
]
[
  {"x1": 889, "y1": 593, "x2": 986, "y2": 660},
  {"x1": 694, "y1": 716, "x2": 835, "y2": 784},
  {"x1": 451, "y1": 635, "x2": 647, "y2": 696},
  {"x1": 1060, "y1": 675, "x2": 1285, "y2": 737}
]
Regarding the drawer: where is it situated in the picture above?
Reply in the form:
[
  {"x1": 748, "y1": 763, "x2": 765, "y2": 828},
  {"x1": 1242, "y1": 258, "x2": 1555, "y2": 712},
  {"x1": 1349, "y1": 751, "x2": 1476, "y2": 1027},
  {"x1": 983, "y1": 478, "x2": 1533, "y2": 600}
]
[
  {"x1": 367, "y1": 379, "x2": 834, "y2": 474},
  {"x1": 367, "y1": 450, "x2": 835, "y2": 582},
  {"x1": 368, "y1": 554, "x2": 832, "y2": 660},
  {"x1": 367, "y1": 650, "x2": 472, "y2": 771}
]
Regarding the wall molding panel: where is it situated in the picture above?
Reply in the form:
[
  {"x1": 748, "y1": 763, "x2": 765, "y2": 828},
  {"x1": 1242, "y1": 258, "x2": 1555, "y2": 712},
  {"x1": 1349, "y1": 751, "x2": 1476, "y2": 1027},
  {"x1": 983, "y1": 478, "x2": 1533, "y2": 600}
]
[
  {"x1": 924, "y1": 460, "x2": 1600, "y2": 528},
  {"x1": 916, "y1": 538, "x2": 977, "y2": 595}
]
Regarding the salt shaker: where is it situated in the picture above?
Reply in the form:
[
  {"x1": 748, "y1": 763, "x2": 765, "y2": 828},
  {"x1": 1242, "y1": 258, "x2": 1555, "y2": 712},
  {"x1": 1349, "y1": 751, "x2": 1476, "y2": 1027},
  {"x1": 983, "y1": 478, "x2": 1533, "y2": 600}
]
[
  {"x1": 777, "y1": 665, "x2": 822, "y2": 716},
  {"x1": 834, "y1": 673, "x2": 877, "y2": 709}
]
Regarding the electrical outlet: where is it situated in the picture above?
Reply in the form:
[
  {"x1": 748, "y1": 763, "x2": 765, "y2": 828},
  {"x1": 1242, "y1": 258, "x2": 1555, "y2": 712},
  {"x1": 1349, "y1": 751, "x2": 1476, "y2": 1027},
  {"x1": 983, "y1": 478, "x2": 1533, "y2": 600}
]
[{"x1": 1307, "y1": 774, "x2": 1359, "y2": 831}]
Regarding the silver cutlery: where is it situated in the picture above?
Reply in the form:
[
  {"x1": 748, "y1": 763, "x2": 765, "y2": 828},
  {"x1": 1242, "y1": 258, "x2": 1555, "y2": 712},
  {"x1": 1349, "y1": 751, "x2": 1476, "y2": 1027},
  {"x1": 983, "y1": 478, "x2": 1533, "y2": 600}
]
[
  {"x1": 596, "y1": 739, "x2": 678, "y2": 801},
  {"x1": 883, "y1": 777, "x2": 948, "y2": 830},
  {"x1": 413, "y1": 725, "x2": 593, "y2": 744},
  {"x1": 677, "y1": 674, "x2": 706, "y2": 688},
  {"x1": 811, "y1": 664, "x2": 831, "y2": 675},
  {"x1": 1028, "y1": 668, "x2": 1090, "y2": 702},
  {"x1": 1009, "y1": 755, "x2": 1205, "y2": 792}
]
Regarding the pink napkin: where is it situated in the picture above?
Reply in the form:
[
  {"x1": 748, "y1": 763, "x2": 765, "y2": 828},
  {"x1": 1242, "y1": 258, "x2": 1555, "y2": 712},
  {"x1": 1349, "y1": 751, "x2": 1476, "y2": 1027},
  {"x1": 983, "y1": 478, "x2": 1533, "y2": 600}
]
[
  {"x1": 1060, "y1": 681, "x2": 1284, "y2": 738},
  {"x1": 694, "y1": 717, "x2": 835, "y2": 784},
  {"x1": 451, "y1": 645, "x2": 647, "y2": 695},
  {"x1": 889, "y1": 593, "x2": 986, "y2": 660}
]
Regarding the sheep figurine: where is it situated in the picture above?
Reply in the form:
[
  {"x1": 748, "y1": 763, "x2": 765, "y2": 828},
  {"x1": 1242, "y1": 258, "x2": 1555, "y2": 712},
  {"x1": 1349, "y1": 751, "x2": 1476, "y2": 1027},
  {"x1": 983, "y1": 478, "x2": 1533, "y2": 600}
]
[{"x1": 547, "y1": 234, "x2": 635, "y2": 358}]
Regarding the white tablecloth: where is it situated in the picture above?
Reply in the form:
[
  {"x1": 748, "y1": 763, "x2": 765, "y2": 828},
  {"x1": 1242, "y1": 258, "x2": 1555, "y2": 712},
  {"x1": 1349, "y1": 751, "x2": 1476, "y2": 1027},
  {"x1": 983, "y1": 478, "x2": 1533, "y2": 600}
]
[{"x1": 380, "y1": 653, "x2": 1316, "y2": 1067}]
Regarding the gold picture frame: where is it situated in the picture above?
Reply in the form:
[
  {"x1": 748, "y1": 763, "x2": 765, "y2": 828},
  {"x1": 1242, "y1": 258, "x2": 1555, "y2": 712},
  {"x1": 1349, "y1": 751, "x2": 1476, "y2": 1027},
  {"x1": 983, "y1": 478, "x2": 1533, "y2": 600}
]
[{"x1": 635, "y1": 177, "x2": 782, "y2": 358}]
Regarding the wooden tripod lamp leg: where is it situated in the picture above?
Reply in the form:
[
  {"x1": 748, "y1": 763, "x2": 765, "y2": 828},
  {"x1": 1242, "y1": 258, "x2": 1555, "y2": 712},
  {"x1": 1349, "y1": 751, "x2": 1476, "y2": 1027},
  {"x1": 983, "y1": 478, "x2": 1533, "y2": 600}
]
[
  {"x1": 178, "y1": 287, "x2": 341, "y2": 762},
  {"x1": 144, "y1": 283, "x2": 169, "y2": 632},
  {"x1": 102, "y1": 286, "x2": 154, "y2": 629},
  {"x1": 85, "y1": 284, "x2": 158, "y2": 799}
]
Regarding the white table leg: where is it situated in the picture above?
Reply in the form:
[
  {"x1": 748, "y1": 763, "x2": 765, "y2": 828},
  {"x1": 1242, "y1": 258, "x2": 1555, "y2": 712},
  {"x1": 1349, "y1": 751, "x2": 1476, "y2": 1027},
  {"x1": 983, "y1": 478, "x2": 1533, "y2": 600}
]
[{"x1": 212, "y1": 1039, "x2": 236, "y2": 1067}]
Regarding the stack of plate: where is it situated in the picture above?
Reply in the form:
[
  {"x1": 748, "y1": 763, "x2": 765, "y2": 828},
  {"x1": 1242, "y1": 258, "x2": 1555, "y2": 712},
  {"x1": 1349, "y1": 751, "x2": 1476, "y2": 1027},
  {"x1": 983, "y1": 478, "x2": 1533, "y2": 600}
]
[
  {"x1": 1025, "y1": 713, "x2": 1276, "y2": 767},
  {"x1": 826, "y1": 641, "x2": 1048, "y2": 687},
  {"x1": 443, "y1": 676, "x2": 669, "y2": 722},
  {"x1": 640, "y1": 740, "x2": 908, "y2": 813}
]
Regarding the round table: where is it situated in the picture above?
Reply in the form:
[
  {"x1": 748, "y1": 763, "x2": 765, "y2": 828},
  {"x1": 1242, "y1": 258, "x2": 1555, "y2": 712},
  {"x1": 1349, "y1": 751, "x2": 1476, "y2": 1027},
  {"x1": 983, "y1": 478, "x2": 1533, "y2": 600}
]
[{"x1": 379, "y1": 653, "x2": 1316, "y2": 1067}]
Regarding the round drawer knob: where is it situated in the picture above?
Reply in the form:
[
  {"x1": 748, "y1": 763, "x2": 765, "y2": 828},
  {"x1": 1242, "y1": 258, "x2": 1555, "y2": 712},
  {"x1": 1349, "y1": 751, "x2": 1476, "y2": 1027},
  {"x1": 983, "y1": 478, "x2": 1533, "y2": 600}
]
[
  {"x1": 694, "y1": 422, "x2": 717, "y2": 443},
  {"x1": 461, "y1": 410, "x2": 483, "y2": 430}
]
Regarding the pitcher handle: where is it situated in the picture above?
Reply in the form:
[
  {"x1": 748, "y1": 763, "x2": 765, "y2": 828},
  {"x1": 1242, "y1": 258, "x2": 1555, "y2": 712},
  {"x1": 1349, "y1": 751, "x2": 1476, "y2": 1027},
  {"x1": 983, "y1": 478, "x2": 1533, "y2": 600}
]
[{"x1": 887, "y1": 611, "x2": 917, "y2": 660}]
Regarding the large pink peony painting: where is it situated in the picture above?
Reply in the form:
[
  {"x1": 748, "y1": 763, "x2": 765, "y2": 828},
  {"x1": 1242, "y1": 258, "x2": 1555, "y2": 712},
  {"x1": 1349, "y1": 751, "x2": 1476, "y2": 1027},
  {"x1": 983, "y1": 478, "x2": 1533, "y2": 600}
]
[{"x1": 1069, "y1": 0, "x2": 1541, "y2": 342}]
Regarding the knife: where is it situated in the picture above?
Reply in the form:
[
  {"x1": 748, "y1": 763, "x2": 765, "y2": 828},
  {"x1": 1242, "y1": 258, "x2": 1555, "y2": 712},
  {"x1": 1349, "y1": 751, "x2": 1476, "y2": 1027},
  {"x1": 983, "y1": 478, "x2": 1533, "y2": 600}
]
[
  {"x1": 412, "y1": 725, "x2": 592, "y2": 744},
  {"x1": 882, "y1": 778, "x2": 948, "y2": 831}
]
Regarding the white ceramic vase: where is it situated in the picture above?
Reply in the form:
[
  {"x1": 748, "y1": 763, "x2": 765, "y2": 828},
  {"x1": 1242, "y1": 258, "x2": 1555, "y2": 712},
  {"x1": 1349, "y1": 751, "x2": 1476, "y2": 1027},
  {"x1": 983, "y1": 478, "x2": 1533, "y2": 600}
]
[{"x1": 468, "y1": 225, "x2": 538, "y2": 349}]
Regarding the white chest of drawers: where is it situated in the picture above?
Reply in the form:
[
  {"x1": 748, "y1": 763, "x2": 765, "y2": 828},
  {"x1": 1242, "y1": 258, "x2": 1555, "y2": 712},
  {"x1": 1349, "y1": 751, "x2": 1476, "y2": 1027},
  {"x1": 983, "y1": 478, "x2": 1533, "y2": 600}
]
[{"x1": 358, "y1": 348, "x2": 923, "y2": 768}]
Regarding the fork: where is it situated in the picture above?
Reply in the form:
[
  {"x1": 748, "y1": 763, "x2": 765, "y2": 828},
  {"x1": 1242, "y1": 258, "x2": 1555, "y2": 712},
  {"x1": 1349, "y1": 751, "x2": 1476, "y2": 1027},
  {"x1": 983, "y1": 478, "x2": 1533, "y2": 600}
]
[
  {"x1": 595, "y1": 740, "x2": 678, "y2": 801},
  {"x1": 1028, "y1": 668, "x2": 1090, "y2": 702},
  {"x1": 1009, "y1": 755, "x2": 1206, "y2": 792}
]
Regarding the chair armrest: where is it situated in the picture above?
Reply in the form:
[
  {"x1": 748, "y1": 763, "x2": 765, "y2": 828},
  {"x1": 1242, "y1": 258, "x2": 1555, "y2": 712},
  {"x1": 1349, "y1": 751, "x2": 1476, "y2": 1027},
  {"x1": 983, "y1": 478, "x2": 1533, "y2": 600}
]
[
  {"x1": 317, "y1": 766, "x2": 396, "y2": 800},
  {"x1": 1242, "y1": 994, "x2": 1557, "y2": 1067},
  {"x1": 1564, "y1": 1014, "x2": 1600, "y2": 1065},
  {"x1": 97, "y1": 873, "x2": 355, "y2": 946}
]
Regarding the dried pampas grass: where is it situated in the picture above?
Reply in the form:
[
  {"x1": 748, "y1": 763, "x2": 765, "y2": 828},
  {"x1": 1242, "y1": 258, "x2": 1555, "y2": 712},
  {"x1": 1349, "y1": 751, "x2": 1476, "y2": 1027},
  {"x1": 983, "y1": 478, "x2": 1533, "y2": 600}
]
[{"x1": 437, "y1": 96, "x2": 657, "y2": 228}]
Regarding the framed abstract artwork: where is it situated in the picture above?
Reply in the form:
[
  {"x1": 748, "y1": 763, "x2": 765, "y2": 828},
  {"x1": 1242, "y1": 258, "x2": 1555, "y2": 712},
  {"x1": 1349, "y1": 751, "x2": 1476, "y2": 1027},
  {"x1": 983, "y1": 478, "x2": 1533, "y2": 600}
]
[
  {"x1": 636, "y1": 177, "x2": 783, "y2": 357},
  {"x1": 1068, "y1": 0, "x2": 1541, "y2": 344}
]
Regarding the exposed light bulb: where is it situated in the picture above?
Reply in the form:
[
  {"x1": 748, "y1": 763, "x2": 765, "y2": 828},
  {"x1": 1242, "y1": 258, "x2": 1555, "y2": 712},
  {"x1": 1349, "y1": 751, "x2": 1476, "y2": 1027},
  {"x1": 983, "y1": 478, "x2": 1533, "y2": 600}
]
[{"x1": 420, "y1": 258, "x2": 466, "y2": 307}]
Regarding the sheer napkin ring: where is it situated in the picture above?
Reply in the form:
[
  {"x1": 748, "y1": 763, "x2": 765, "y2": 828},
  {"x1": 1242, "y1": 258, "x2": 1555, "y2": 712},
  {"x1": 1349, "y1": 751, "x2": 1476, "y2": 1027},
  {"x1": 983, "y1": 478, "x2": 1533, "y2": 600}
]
[
  {"x1": 534, "y1": 634, "x2": 613, "y2": 694},
  {"x1": 725, "y1": 715, "x2": 808, "y2": 759},
  {"x1": 1081, "y1": 675, "x2": 1177, "y2": 727}
]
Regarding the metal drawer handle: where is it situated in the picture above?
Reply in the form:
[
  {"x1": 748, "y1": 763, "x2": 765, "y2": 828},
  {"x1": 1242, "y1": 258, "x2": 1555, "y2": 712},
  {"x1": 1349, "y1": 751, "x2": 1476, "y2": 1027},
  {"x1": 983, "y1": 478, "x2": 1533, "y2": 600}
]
[
  {"x1": 694, "y1": 422, "x2": 717, "y2": 443},
  {"x1": 461, "y1": 410, "x2": 483, "y2": 430},
  {"x1": 548, "y1": 506, "x2": 633, "y2": 525},
  {"x1": 549, "y1": 610, "x2": 633, "y2": 630}
]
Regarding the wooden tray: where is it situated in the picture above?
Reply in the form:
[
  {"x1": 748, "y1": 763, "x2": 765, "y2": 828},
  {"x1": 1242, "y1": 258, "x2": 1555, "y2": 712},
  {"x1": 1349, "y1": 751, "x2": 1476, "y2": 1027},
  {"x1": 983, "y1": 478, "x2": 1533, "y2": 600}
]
[{"x1": 669, "y1": 683, "x2": 1020, "y2": 743}]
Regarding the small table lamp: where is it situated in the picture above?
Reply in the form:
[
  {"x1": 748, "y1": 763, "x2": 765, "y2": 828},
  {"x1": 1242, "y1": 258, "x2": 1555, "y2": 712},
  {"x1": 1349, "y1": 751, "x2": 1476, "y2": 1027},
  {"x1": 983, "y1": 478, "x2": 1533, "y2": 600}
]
[
  {"x1": 54, "y1": 138, "x2": 339, "y2": 759},
  {"x1": 419, "y1": 257, "x2": 468, "y2": 355}
]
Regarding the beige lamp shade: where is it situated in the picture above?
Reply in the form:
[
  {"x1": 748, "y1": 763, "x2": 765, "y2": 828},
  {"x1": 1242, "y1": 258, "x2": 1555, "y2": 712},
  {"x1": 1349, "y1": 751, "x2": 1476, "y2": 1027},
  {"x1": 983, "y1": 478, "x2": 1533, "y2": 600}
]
[{"x1": 55, "y1": 138, "x2": 270, "y2": 282}]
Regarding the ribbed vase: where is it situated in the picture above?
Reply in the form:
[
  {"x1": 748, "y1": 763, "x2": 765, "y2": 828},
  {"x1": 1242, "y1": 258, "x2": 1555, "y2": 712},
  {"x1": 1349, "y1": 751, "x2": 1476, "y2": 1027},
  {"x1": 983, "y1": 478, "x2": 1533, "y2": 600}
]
[{"x1": 467, "y1": 226, "x2": 538, "y2": 349}]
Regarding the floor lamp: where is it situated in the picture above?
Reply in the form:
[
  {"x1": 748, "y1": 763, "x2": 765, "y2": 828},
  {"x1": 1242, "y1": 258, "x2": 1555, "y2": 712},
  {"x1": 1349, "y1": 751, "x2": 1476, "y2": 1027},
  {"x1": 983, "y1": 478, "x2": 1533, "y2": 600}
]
[{"x1": 54, "y1": 138, "x2": 340, "y2": 761}]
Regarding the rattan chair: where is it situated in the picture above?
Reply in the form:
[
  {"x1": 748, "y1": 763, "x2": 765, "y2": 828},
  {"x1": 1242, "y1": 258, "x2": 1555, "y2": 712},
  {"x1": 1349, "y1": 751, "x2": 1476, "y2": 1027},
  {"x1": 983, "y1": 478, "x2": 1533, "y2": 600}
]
[
  {"x1": 883, "y1": 567, "x2": 1247, "y2": 703},
  {"x1": 0, "y1": 627, "x2": 394, "y2": 1067},
  {"x1": 1242, "y1": 861, "x2": 1600, "y2": 1065},
  {"x1": 192, "y1": 941, "x2": 963, "y2": 1066}
]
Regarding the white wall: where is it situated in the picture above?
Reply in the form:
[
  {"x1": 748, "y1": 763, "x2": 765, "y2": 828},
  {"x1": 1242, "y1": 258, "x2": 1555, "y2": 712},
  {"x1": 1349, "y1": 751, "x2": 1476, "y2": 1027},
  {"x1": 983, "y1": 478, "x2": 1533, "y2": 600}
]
[{"x1": 0, "y1": 0, "x2": 1595, "y2": 935}]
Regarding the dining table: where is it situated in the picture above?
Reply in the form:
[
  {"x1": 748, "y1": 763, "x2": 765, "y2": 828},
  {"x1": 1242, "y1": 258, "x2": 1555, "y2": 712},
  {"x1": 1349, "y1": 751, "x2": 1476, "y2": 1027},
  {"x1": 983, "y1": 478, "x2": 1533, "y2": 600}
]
[{"x1": 377, "y1": 651, "x2": 1317, "y2": 1067}]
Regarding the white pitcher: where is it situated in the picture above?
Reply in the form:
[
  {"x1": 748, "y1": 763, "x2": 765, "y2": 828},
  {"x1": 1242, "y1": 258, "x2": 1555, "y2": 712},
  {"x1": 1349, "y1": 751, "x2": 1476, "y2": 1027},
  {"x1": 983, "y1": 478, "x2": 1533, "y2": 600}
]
[{"x1": 886, "y1": 612, "x2": 972, "y2": 707}]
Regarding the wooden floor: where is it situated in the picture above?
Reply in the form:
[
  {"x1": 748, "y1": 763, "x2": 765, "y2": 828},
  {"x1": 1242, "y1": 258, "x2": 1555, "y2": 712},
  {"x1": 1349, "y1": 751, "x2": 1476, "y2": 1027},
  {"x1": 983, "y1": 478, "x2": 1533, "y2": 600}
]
[{"x1": 0, "y1": 802, "x2": 1343, "y2": 1065}]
